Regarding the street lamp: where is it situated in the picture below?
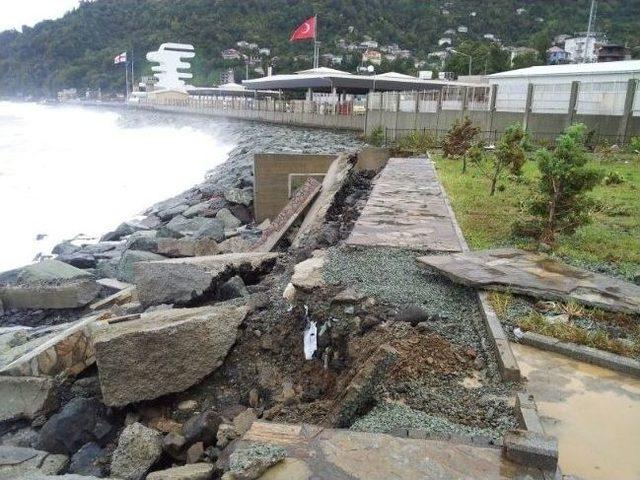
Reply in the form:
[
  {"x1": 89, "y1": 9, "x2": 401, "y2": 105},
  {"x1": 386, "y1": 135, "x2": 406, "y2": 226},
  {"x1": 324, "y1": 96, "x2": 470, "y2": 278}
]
[{"x1": 449, "y1": 48, "x2": 473, "y2": 76}]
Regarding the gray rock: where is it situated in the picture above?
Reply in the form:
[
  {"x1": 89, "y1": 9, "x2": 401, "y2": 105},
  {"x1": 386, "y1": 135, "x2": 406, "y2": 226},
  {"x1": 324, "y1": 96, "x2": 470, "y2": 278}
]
[
  {"x1": 68, "y1": 442, "x2": 105, "y2": 477},
  {"x1": 147, "y1": 463, "x2": 214, "y2": 480},
  {"x1": 126, "y1": 231, "x2": 159, "y2": 252},
  {"x1": 58, "y1": 253, "x2": 97, "y2": 269},
  {"x1": 228, "y1": 204, "x2": 253, "y2": 224},
  {"x1": 183, "y1": 202, "x2": 212, "y2": 219},
  {"x1": 217, "y1": 236, "x2": 252, "y2": 254},
  {"x1": 52, "y1": 241, "x2": 81, "y2": 256},
  {"x1": 229, "y1": 442, "x2": 285, "y2": 480},
  {"x1": 164, "y1": 216, "x2": 220, "y2": 239},
  {"x1": 101, "y1": 221, "x2": 148, "y2": 242},
  {"x1": 116, "y1": 250, "x2": 166, "y2": 283},
  {"x1": 156, "y1": 238, "x2": 220, "y2": 258},
  {"x1": 215, "y1": 208, "x2": 241, "y2": 230},
  {"x1": 0, "y1": 260, "x2": 100, "y2": 310},
  {"x1": 158, "y1": 204, "x2": 189, "y2": 221},
  {"x1": 0, "y1": 446, "x2": 69, "y2": 477},
  {"x1": 133, "y1": 252, "x2": 278, "y2": 307},
  {"x1": 0, "y1": 376, "x2": 57, "y2": 422},
  {"x1": 91, "y1": 305, "x2": 248, "y2": 406},
  {"x1": 502, "y1": 429, "x2": 558, "y2": 471},
  {"x1": 110, "y1": 423, "x2": 163, "y2": 480},
  {"x1": 193, "y1": 219, "x2": 225, "y2": 242},
  {"x1": 182, "y1": 409, "x2": 221, "y2": 447},
  {"x1": 163, "y1": 432, "x2": 186, "y2": 460},
  {"x1": 37, "y1": 398, "x2": 115, "y2": 455},
  {"x1": 218, "y1": 276, "x2": 249, "y2": 300},
  {"x1": 224, "y1": 187, "x2": 253, "y2": 207},
  {"x1": 0, "y1": 427, "x2": 39, "y2": 448}
]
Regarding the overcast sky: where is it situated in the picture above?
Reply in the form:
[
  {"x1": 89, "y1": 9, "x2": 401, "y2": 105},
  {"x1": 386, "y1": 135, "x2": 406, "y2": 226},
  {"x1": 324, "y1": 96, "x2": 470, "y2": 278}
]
[{"x1": 1, "y1": 0, "x2": 81, "y2": 32}]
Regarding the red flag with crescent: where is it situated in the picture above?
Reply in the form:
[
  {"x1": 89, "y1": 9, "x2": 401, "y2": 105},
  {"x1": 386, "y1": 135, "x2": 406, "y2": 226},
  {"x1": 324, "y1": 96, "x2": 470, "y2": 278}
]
[{"x1": 290, "y1": 16, "x2": 316, "y2": 41}]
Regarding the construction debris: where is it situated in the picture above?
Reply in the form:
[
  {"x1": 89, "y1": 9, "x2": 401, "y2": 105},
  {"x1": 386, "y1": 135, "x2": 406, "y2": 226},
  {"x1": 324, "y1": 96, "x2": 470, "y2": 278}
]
[{"x1": 133, "y1": 252, "x2": 279, "y2": 307}]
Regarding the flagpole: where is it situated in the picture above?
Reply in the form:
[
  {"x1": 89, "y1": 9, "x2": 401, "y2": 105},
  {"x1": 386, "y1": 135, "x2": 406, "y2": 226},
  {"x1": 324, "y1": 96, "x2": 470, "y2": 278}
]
[
  {"x1": 124, "y1": 54, "x2": 129, "y2": 100},
  {"x1": 313, "y1": 14, "x2": 319, "y2": 69}
]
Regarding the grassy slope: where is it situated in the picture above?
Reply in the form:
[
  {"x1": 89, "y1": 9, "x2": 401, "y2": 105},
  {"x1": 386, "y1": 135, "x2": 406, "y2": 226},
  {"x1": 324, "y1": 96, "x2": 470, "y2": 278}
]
[{"x1": 433, "y1": 151, "x2": 640, "y2": 278}]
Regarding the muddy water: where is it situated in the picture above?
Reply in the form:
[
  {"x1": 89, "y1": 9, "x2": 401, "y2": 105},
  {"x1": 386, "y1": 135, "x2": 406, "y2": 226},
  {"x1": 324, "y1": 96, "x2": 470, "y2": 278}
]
[{"x1": 512, "y1": 343, "x2": 640, "y2": 480}]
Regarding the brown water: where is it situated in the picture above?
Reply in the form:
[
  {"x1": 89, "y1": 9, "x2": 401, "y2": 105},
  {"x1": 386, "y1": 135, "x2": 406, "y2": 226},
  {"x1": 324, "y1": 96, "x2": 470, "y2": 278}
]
[{"x1": 512, "y1": 343, "x2": 640, "y2": 480}]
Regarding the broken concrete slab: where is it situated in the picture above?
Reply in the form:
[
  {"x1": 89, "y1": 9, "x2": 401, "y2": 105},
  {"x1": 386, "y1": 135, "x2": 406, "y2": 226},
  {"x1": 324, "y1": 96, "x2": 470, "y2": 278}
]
[
  {"x1": 290, "y1": 251, "x2": 327, "y2": 293},
  {"x1": 0, "y1": 446, "x2": 68, "y2": 478},
  {"x1": 133, "y1": 253, "x2": 279, "y2": 307},
  {"x1": 91, "y1": 304, "x2": 248, "y2": 406},
  {"x1": 418, "y1": 248, "x2": 640, "y2": 314},
  {"x1": 228, "y1": 421, "x2": 546, "y2": 479},
  {"x1": 156, "y1": 238, "x2": 220, "y2": 258},
  {"x1": 326, "y1": 344, "x2": 399, "y2": 427},
  {"x1": 502, "y1": 429, "x2": 558, "y2": 472},
  {"x1": 292, "y1": 154, "x2": 353, "y2": 249},
  {"x1": 0, "y1": 315, "x2": 100, "y2": 377},
  {"x1": 252, "y1": 177, "x2": 322, "y2": 252},
  {"x1": 0, "y1": 260, "x2": 100, "y2": 310},
  {"x1": 347, "y1": 158, "x2": 463, "y2": 252},
  {"x1": 0, "y1": 376, "x2": 57, "y2": 422}
]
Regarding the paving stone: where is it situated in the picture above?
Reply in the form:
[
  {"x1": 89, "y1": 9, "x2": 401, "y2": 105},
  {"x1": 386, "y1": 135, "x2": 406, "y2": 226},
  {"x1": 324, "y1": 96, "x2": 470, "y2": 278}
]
[{"x1": 419, "y1": 248, "x2": 640, "y2": 315}]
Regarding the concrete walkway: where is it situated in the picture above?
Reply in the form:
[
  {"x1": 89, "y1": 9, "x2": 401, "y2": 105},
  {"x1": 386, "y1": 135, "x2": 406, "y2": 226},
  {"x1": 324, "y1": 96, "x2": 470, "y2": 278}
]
[{"x1": 347, "y1": 157, "x2": 464, "y2": 252}]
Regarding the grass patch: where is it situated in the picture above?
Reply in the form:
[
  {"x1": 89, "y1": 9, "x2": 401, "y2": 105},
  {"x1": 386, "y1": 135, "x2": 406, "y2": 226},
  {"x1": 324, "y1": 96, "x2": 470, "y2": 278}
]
[
  {"x1": 518, "y1": 311, "x2": 639, "y2": 358},
  {"x1": 433, "y1": 151, "x2": 640, "y2": 275},
  {"x1": 487, "y1": 291, "x2": 513, "y2": 317}
]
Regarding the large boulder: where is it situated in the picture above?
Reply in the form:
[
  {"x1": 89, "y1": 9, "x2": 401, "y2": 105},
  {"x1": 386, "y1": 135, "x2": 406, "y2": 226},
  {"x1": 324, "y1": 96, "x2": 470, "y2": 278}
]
[
  {"x1": 110, "y1": 423, "x2": 162, "y2": 480},
  {"x1": 116, "y1": 250, "x2": 166, "y2": 283},
  {"x1": 215, "y1": 209, "x2": 241, "y2": 230},
  {"x1": 0, "y1": 376, "x2": 57, "y2": 422},
  {"x1": 37, "y1": 398, "x2": 116, "y2": 455},
  {"x1": 224, "y1": 187, "x2": 253, "y2": 207},
  {"x1": 0, "y1": 260, "x2": 100, "y2": 310},
  {"x1": 91, "y1": 304, "x2": 249, "y2": 406},
  {"x1": 133, "y1": 253, "x2": 278, "y2": 307}
]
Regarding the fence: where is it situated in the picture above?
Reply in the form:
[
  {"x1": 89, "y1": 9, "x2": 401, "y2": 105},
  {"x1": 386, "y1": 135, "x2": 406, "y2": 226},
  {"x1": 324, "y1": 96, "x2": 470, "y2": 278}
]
[{"x1": 135, "y1": 78, "x2": 640, "y2": 143}]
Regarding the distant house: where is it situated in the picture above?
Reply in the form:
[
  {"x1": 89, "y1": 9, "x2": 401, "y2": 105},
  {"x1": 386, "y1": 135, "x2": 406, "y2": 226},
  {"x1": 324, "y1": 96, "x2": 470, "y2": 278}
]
[
  {"x1": 547, "y1": 46, "x2": 569, "y2": 65},
  {"x1": 483, "y1": 33, "x2": 496, "y2": 41},
  {"x1": 259, "y1": 48, "x2": 271, "y2": 56},
  {"x1": 222, "y1": 48, "x2": 241, "y2": 60},
  {"x1": 438, "y1": 37, "x2": 452, "y2": 47},
  {"x1": 331, "y1": 55, "x2": 344, "y2": 65},
  {"x1": 397, "y1": 50, "x2": 412, "y2": 59},
  {"x1": 457, "y1": 26, "x2": 468, "y2": 34},
  {"x1": 360, "y1": 40, "x2": 379, "y2": 49},
  {"x1": 247, "y1": 43, "x2": 258, "y2": 50},
  {"x1": 220, "y1": 69, "x2": 235, "y2": 85},
  {"x1": 597, "y1": 45, "x2": 631, "y2": 63},
  {"x1": 565, "y1": 34, "x2": 606, "y2": 63},
  {"x1": 236, "y1": 41, "x2": 250, "y2": 48},
  {"x1": 384, "y1": 54, "x2": 397, "y2": 62},
  {"x1": 444, "y1": 29, "x2": 456, "y2": 35},
  {"x1": 505, "y1": 46, "x2": 538, "y2": 65},
  {"x1": 362, "y1": 49, "x2": 382, "y2": 65},
  {"x1": 516, "y1": 7, "x2": 526, "y2": 15}
]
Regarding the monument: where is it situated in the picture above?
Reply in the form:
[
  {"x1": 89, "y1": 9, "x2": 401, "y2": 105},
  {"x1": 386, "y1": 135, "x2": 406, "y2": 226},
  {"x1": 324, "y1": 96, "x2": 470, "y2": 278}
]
[{"x1": 146, "y1": 43, "x2": 195, "y2": 91}]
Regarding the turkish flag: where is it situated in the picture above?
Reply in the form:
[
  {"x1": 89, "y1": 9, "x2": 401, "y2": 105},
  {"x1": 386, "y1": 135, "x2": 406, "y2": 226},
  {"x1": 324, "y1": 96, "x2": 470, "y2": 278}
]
[{"x1": 290, "y1": 16, "x2": 316, "y2": 41}]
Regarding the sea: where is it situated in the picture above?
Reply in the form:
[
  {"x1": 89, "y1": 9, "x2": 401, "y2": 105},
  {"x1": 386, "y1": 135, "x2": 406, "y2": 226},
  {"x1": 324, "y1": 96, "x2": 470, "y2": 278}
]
[{"x1": 0, "y1": 101, "x2": 235, "y2": 272}]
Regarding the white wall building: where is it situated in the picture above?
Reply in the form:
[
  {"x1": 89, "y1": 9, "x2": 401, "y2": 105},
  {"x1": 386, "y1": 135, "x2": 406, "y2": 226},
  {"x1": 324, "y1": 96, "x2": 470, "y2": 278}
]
[
  {"x1": 564, "y1": 35, "x2": 606, "y2": 63},
  {"x1": 488, "y1": 60, "x2": 640, "y2": 115}
]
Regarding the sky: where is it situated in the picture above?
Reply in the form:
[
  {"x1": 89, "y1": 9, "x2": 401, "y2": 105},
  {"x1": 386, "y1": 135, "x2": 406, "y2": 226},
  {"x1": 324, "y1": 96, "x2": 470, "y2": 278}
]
[{"x1": 0, "y1": 0, "x2": 81, "y2": 32}]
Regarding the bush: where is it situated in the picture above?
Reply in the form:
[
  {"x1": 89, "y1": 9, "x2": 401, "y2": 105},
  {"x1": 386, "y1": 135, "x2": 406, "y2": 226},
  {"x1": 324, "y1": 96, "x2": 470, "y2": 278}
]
[
  {"x1": 393, "y1": 131, "x2": 437, "y2": 155},
  {"x1": 368, "y1": 126, "x2": 385, "y2": 147},
  {"x1": 518, "y1": 123, "x2": 602, "y2": 243},
  {"x1": 629, "y1": 136, "x2": 640, "y2": 154},
  {"x1": 442, "y1": 117, "x2": 479, "y2": 159},
  {"x1": 603, "y1": 170, "x2": 625, "y2": 185}
]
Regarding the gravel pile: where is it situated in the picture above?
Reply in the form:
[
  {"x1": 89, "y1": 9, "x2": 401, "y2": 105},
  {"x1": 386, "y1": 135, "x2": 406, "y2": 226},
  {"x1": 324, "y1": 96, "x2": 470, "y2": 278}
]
[{"x1": 351, "y1": 402, "x2": 502, "y2": 440}]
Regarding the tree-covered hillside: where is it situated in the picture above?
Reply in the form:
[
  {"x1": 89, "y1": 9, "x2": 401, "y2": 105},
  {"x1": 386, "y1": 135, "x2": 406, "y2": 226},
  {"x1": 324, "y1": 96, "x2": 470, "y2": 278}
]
[{"x1": 1, "y1": 0, "x2": 638, "y2": 97}]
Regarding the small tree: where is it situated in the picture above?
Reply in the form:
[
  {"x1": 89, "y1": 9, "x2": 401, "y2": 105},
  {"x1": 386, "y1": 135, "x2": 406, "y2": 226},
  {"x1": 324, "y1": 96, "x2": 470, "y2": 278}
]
[
  {"x1": 442, "y1": 117, "x2": 480, "y2": 166},
  {"x1": 489, "y1": 123, "x2": 526, "y2": 195},
  {"x1": 527, "y1": 123, "x2": 602, "y2": 243}
]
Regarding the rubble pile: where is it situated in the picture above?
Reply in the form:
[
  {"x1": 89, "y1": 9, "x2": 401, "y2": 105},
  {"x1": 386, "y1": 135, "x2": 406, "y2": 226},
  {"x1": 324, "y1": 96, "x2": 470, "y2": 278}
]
[{"x1": 0, "y1": 150, "x2": 548, "y2": 479}]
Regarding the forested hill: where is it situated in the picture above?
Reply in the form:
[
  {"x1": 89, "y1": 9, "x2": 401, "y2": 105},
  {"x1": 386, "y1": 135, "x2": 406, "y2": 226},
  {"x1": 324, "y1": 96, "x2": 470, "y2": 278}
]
[{"x1": 1, "y1": 0, "x2": 639, "y2": 97}]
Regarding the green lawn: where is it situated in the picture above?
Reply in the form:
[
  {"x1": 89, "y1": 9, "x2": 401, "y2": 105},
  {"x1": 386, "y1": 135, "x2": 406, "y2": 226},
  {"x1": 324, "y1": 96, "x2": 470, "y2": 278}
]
[{"x1": 433, "y1": 151, "x2": 640, "y2": 278}]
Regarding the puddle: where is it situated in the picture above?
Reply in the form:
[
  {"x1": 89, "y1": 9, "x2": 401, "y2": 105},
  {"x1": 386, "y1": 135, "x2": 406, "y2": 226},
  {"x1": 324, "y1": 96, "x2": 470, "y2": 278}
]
[{"x1": 512, "y1": 343, "x2": 640, "y2": 480}]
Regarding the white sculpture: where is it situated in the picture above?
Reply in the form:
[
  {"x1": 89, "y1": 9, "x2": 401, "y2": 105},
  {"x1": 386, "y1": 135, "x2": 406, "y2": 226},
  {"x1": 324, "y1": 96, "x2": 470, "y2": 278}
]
[{"x1": 146, "y1": 43, "x2": 195, "y2": 91}]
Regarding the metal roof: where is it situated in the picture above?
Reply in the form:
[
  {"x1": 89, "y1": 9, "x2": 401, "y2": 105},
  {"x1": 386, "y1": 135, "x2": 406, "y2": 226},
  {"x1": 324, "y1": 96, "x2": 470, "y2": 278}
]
[
  {"x1": 242, "y1": 70, "x2": 474, "y2": 93},
  {"x1": 489, "y1": 60, "x2": 640, "y2": 78}
]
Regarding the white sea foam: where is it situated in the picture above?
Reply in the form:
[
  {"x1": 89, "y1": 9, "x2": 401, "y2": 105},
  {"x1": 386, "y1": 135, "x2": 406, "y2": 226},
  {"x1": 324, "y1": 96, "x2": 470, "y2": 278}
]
[{"x1": 0, "y1": 102, "x2": 234, "y2": 272}]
